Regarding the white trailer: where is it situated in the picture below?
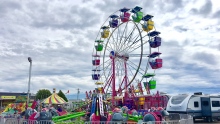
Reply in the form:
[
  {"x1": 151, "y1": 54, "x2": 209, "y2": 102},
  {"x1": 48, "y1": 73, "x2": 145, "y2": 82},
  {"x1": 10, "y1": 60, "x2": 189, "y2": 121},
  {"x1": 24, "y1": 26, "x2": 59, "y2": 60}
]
[{"x1": 166, "y1": 92, "x2": 220, "y2": 122}]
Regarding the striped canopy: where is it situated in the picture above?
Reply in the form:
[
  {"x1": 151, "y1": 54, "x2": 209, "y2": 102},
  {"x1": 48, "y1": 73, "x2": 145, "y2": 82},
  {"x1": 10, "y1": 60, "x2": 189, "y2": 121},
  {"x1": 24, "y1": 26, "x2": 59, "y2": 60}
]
[{"x1": 42, "y1": 93, "x2": 66, "y2": 104}]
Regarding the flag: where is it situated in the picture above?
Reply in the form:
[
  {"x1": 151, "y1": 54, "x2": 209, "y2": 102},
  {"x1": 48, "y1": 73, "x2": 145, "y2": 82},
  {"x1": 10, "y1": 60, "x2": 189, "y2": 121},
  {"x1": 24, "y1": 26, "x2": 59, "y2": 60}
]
[
  {"x1": 66, "y1": 90, "x2": 69, "y2": 94},
  {"x1": 31, "y1": 100, "x2": 37, "y2": 109}
]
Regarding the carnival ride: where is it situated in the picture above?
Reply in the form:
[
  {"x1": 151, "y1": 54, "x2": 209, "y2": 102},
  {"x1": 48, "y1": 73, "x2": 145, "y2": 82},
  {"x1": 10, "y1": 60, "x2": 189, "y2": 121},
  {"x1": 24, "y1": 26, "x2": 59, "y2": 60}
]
[
  {"x1": 88, "y1": 6, "x2": 167, "y2": 110},
  {"x1": 52, "y1": 112, "x2": 85, "y2": 122},
  {"x1": 83, "y1": 6, "x2": 170, "y2": 123},
  {"x1": 1, "y1": 103, "x2": 26, "y2": 114}
]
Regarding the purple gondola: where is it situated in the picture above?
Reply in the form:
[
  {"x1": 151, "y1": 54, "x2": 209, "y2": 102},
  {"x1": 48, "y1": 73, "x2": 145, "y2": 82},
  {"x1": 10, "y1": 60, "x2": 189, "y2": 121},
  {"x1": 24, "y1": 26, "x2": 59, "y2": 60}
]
[
  {"x1": 149, "y1": 36, "x2": 161, "y2": 48},
  {"x1": 109, "y1": 15, "x2": 119, "y2": 28},
  {"x1": 92, "y1": 74, "x2": 100, "y2": 80}
]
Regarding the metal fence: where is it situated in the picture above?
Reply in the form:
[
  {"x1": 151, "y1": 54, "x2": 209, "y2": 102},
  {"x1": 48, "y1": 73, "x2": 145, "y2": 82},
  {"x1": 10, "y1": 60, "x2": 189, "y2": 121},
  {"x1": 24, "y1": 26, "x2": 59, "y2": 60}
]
[
  {"x1": 0, "y1": 117, "x2": 193, "y2": 124},
  {"x1": 0, "y1": 118, "x2": 53, "y2": 124},
  {"x1": 0, "y1": 119, "x2": 194, "y2": 124},
  {"x1": 84, "y1": 120, "x2": 194, "y2": 124}
]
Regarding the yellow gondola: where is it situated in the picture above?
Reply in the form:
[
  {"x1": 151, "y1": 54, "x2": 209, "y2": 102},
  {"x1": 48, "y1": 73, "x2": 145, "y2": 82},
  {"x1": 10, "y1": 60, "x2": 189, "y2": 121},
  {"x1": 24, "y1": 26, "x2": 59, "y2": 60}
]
[
  {"x1": 95, "y1": 82, "x2": 104, "y2": 85},
  {"x1": 142, "y1": 14, "x2": 154, "y2": 32},
  {"x1": 101, "y1": 26, "x2": 110, "y2": 38},
  {"x1": 142, "y1": 20, "x2": 154, "y2": 32}
]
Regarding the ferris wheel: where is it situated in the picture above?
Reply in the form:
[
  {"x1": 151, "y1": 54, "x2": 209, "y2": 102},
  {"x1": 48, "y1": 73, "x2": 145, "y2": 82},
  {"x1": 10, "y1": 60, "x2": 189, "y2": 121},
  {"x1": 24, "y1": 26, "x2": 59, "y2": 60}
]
[{"x1": 91, "y1": 6, "x2": 162, "y2": 101}]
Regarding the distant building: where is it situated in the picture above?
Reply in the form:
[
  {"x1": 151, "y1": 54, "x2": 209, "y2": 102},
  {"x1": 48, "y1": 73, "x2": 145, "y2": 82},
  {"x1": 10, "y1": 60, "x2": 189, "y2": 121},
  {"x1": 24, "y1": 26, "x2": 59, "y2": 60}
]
[
  {"x1": 66, "y1": 99, "x2": 85, "y2": 110},
  {"x1": 0, "y1": 92, "x2": 36, "y2": 109}
]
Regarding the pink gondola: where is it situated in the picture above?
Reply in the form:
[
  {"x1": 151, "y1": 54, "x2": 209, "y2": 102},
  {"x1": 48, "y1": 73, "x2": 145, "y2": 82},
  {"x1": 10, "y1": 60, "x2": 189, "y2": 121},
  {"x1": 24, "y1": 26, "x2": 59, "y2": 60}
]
[
  {"x1": 149, "y1": 58, "x2": 162, "y2": 69},
  {"x1": 120, "y1": 8, "x2": 130, "y2": 23}
]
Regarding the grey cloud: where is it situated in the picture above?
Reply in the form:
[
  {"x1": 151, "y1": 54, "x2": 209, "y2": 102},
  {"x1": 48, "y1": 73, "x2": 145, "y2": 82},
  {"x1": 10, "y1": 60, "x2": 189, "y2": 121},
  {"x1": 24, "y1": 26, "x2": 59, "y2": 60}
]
[
  {"x1": 161, "y1": 21, "x2": 172, "y2": 27},
  {"x1": 1, "y1": 85, "x2": 26, "y2": 93},
  {"x1": 190, "y1": 0, "x2": 212, "y2": 17},
  {"x1": 199, "y1": 0, "x2": 212, "y2": 15},
  {"x1": 27, "y1": 3, "x2": 99, "y2": 30},
  {"x1": 158, "y1": 0, "x2": 183, "y2": 12},
  {"x1": 160, "y1": 40, "x2": 183, "y2": 57},
  {"x1": 157, "y1": 40, "x2": 185, "y2": 73},
  {"x1": 0, "y1": 1, "x2": 21, "y2": 15},
  {"x1": 193, "y1": 52, "x2": 217, "y2": 65},
  {"x1": 174, "y1": 26, "x2": 188, "y2": 32},
  {"x1": 95, "y1": 1, "x2": 139, "y2": 12},
  {"x1": 213, "y1": 10, "x2": 220, "y2": 18},
  {"x1": 190, "y1": 8, "x2": 198, "y2": 14}
]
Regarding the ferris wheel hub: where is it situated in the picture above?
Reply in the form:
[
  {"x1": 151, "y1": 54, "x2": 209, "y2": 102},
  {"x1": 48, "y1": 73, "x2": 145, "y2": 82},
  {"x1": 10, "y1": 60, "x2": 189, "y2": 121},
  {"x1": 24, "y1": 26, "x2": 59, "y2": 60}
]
[{"x1": 109, "y1": 51, "x2": 129, "y2": 61}]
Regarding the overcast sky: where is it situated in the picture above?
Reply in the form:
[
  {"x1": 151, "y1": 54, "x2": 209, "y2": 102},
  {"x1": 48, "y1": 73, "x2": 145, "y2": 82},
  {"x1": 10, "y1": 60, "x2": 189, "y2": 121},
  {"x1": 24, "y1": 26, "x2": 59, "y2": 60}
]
[{"x1": 0, "y1": 0, "x2": 219, "y2": 98}]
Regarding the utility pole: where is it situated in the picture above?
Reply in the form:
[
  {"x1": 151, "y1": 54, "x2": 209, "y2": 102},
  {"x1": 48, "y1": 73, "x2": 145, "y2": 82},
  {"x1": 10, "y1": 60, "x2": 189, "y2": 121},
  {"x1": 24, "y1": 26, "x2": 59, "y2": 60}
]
[
  {"x1": 27, "y1": 57, "x2": 32, "y2": 106},
  {"x1": 77, "y1": 88, "x2": 80, "y2": 101}
]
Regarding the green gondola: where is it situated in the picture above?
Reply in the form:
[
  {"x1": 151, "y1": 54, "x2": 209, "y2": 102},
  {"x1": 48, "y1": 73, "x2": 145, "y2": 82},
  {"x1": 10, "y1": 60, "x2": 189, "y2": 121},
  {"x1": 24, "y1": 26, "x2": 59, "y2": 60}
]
[{"x1": 142, "y1": 73, "x2": 155, "y2": 78}]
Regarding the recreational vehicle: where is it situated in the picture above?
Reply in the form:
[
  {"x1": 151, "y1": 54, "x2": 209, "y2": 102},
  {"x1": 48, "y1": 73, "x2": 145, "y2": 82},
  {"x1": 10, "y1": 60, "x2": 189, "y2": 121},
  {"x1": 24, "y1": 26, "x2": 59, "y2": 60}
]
[{"x1": 166, "y1": 92, "x2": 220, "y2": 122}]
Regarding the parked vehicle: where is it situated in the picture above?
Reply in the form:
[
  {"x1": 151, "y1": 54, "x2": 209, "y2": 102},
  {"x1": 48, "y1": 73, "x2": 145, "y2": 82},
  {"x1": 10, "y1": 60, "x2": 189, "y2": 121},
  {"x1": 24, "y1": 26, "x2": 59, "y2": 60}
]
[{"x1": 166, "y1": 92, "x2": 220, "y2": 122}]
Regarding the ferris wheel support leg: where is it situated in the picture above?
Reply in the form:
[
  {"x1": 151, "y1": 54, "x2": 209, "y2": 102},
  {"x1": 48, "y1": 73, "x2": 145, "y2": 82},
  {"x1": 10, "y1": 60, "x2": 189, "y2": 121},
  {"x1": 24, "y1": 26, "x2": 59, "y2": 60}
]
[
  {"x1": 124, "y1": 61, "x2": 129, "y2": 100},
  {"x1": 112, "y1": 58, "x2": 116, "y2": 105}
]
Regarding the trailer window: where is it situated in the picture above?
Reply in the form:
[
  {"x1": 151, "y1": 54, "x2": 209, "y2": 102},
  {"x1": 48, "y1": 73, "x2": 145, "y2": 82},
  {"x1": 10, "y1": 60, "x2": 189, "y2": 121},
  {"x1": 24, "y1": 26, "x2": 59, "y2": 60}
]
[
  {"x1": 194, "y1": 101, "x2": 199, "y2": 107},
  {"x1": 171, "y1": 95, "x2": 188, "y2": 104},
  {"x1": 212, "y1": 101, "x2": 220, "y2": 107}
]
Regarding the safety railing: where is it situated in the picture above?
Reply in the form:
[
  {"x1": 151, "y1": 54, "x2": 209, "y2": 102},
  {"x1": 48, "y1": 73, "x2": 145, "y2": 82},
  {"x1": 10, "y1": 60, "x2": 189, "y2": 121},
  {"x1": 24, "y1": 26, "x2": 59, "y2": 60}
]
[
  {"x1": 0, "y1": 116, "x2": 193, "y2": 124},
  {"x1": 84, "y1": 119, "x2": 193, "y2": 124},
  {"x1": 0, "y1": 118, "x2": 53, "y2": 124},
  {"x1": 0, "y1": 119, "x2": 194, "y2": 124}
]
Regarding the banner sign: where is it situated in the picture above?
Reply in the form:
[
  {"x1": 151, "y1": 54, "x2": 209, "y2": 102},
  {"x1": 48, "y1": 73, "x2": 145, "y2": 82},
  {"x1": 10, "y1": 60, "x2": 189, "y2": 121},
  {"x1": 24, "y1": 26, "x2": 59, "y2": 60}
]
[{"x1": 1, "y1": 96, "x2": 16, "y2": 99}]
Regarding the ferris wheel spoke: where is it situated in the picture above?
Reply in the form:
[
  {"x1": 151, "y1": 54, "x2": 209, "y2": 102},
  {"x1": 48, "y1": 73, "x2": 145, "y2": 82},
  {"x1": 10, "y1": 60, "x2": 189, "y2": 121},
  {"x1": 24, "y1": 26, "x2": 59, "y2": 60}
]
[
  {"x1": 119, "y1": 22, "x2": 141, "y2": 54},
  {"x1": 118, "y1": 31, "x2": 142, "y2": 54},
  {"x1": 105, "y1": 40, "x2": 115, "y2": 52},
  {"x1": 106, "y1": 44, "x2": 115, "y2": 52},
  {"x1": 131, "y1": 33, "x2": 149, "y2": 45},
  {"x1": 102, "y1": 62, "x2": 111, "y2": 73},
  {"x1": 142, "y1": 59, "x2": 150, "y2": 78},
  {"x1": 117, "y1": 22, "x2": 129, "y2": 51},
  {"x1": 110, "y1": 28, "x2": 120, "y2": 51},
  {"x1": 103, "y1": 69, "x2": 113, "y2": 90},
  {"x1": 115, "y1": 23, "x2": 121, "y2": 52},
  {"x1": 129, "y1": 29, "x2": 143, "y2": 45},
  {"x1": 104, "y1": 75, "x2": 112, "y2": 91},
  {"x1": 127, "y1": 43, "x2": 144, "y2": 54},
  {"x1": 125, "y1": 61, "x2": 141, "y2": 86},
  {"x1": 101, "y1": 57, "x2": 111, "y2": 67},
  {"x1": 115, "y1": 59, "x2": 127, "y2": 90},
  {"x1": 120, "y1": 24, "x2": 136, "y2": 51},
  {"x1": 129, "y1": 54, "x2": 150, "y2": 57},
  {"x1": 122, "y1": 36, "x2": 149, "y2": 55},
  {"x1": 129, "y1": 31, "x2": 147, "y2": 46},
  {"x1": 127, "y1": 60, "x2": 145, "y2": 76}
]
